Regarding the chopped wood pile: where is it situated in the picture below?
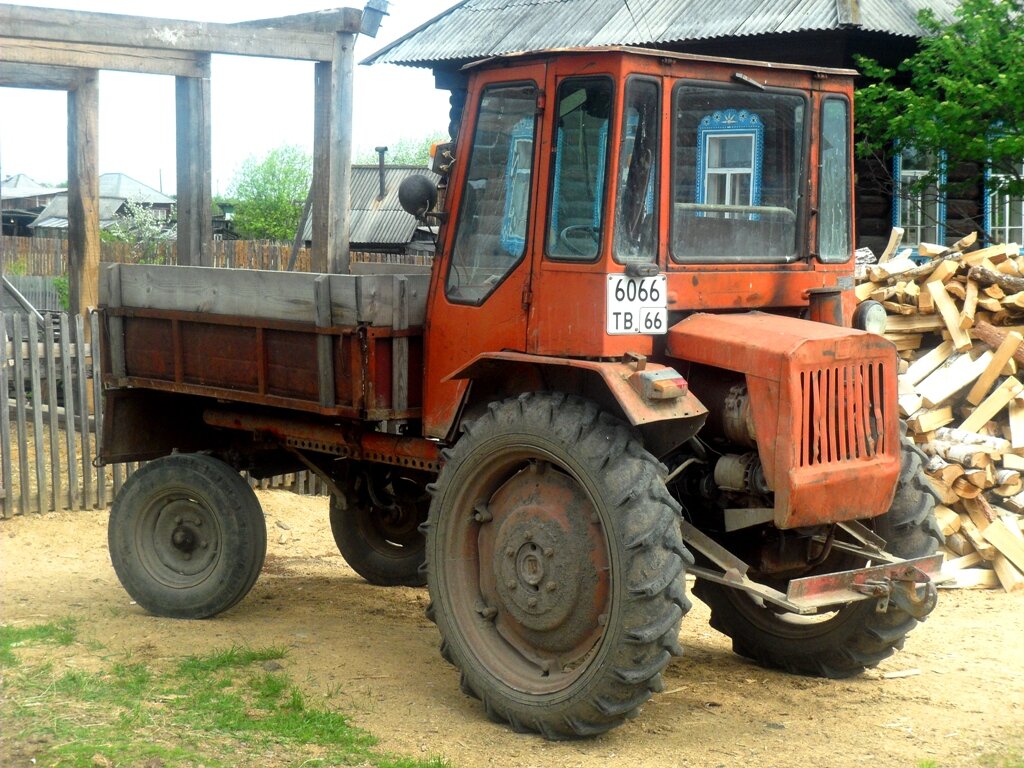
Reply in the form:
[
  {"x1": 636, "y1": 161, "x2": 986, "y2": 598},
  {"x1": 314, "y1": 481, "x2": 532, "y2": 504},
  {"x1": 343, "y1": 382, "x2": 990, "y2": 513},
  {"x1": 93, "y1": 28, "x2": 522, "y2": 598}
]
[{"x1": 856, "y1": 228, "x2": 1024, "y2": 593}]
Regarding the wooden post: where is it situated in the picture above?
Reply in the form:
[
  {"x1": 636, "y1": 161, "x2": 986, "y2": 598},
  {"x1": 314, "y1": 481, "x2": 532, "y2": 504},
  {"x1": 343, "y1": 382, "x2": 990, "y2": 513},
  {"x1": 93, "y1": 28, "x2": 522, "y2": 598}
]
[
  {"x1": 66, "y1": 68, "x2": 99, "y2": 321},
  {"x1": 176, "y1": 72, "x2": 213, "y2": 266},
  {"x1": 311, "y1": 60, "x2": 331, "y2": 273},
  {"x1": 328, "y1": 32, "x2": 355, "y2": 275}
]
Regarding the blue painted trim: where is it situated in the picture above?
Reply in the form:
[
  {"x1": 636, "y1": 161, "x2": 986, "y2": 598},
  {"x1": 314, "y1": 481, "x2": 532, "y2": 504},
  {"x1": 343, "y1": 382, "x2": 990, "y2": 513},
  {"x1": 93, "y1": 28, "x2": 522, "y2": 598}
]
[
  {"x1": 500, "y1": 117, "x2": 533, "y2": 256},
  {"x1": 891, "y1": 149, "x2": 902, "y2": 229},
  {"x1": 937, "y1": 150, "x2": 948, "y2": 243},
  {"x1": 983, "y1": 163, "x2": 993, "y2": 245},
  {"x1": 695, "y1": 109, "x2": 764, "y2": 205}
]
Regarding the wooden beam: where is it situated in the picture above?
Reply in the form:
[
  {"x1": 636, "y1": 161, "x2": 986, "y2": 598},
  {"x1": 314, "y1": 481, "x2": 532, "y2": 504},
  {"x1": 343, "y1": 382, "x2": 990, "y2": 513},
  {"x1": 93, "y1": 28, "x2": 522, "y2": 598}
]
[
  {"x1": 0, "y1": 62, "x2": 84, "y2": 89},
  {"x1": 311, "y1": 61, "x2": 331, "y2": 273},
  {"x1": 328, "y1": 32, "x2": 355, "y2": 274},
  {"x1": 235, "y1": 9, "x2": 364, "y2": 33},
  {"x1": 66, "y1": 69, "x2": 100, "y2": 321},
  {"x1": 0, "y1": 4, "x2": 352, "y2": 61},
  {"x1": 0, "y1": 37, "x2": 209, "y2": 78},
  {"x1": 175, "y1": 76, "x2": 213, "y2": 267}
]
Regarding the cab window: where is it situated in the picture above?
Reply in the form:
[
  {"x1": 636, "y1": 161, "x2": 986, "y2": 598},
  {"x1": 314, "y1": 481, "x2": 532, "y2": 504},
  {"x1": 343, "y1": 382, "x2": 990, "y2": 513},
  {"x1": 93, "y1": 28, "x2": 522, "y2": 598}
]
[
  {"x1": 615, "y1": 78, "x2": 659, "y2": 263},
  {"x1": 546, "y1": 78, "x2": 613, "y2": 260},
  {"x1": 447, "y1": 83, "x2": 538, "y2": 305}
]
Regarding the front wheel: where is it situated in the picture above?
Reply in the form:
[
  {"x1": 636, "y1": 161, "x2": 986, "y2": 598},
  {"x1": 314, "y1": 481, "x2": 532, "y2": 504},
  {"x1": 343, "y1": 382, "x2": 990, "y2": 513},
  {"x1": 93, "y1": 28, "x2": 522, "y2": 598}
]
[
  {"x1": 426, "y1": 393, "x2": 692, "y2": 739},
  {"x1": 693, "y1": 441, "x2": 942, "y2": 678},
  {"x1": 108, "y1": 453, "x2": 267, "y2": 619}
]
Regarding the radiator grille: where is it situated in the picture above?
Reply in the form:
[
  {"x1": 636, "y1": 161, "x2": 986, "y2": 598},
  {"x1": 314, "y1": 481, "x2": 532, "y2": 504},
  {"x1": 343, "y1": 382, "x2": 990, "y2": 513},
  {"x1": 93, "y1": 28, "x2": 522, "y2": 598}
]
[{"x1": 798, "y1": 362, "x2": 888, "y2": 467}]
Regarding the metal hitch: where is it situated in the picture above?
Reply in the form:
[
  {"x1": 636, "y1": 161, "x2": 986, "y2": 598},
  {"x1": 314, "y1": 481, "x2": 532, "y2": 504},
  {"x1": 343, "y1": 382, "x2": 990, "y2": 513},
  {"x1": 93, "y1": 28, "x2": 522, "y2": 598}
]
[{"x1": 852, "y1": 565, "x2": 939, "y2": 618}]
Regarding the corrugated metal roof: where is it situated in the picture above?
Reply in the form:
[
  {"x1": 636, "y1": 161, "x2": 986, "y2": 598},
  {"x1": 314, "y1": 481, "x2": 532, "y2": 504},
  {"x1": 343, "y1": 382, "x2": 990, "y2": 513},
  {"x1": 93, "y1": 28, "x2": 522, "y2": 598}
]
[
  {"x1": 302, "y1": 165, "x2": 441, "y2": 244},
  {"x1": 29, "y1": 195, "x2": 127, "y2": 229},
  {"x1": 99, "y1": 173, "x2": 174, "y2": 205},
  {"x1": 1, "y1": 174, "x2": 64, "y2": 201},
  {"x1": 364, "y1": 0, "x2": 959, "y2": 67}
]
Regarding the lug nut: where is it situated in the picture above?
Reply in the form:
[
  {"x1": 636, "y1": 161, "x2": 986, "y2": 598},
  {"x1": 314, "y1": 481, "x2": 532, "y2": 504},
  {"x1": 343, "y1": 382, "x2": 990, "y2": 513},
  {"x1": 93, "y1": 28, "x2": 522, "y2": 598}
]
[
  {"x1": 545, "y1": 582, "x2": 557, "y2": 592},
  {"x1": 527, "y1": 597, "x2": 538, "y2": 608}
]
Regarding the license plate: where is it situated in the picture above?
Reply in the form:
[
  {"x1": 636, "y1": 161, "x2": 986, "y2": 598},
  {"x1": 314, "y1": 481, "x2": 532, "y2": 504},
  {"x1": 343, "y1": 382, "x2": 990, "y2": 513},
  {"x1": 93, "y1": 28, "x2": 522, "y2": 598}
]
[{"x1": 606, "y1": 274, "x2": 667, "y2": 335}]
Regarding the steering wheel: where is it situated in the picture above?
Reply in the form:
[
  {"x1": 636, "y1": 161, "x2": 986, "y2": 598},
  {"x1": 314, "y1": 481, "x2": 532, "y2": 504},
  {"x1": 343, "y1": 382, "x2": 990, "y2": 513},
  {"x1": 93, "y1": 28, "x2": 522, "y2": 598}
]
[{"x1": 558, "y1": 224, "x2": 599, "y2": 257}]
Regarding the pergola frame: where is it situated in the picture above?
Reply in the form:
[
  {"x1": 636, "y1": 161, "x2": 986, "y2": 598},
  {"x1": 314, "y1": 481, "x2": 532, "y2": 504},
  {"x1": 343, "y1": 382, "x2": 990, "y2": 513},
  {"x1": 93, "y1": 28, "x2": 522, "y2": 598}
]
[{"x1": 0, "y1": 3, "x2": 366, "y2": 316}]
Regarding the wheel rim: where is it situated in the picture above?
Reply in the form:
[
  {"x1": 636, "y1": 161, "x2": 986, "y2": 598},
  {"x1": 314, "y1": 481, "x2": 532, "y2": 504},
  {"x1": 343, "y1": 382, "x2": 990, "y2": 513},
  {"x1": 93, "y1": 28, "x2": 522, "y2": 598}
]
[
  {"x1": 363, "y1": 475, "x2": 426, "y2": 550},
  {"x1": 134, "y1": 489, "x2": 222, "y2": 589},
  {"x1": 440, "y1": 450, "x2": 611, "y2": 696}
]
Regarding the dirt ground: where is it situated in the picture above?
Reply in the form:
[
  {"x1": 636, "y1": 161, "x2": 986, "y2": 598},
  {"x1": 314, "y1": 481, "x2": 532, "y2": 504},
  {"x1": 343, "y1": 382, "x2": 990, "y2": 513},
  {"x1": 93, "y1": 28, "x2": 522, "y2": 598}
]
[{"x1": 1, "y1": 489, "x2": 1022, "y2": 768}]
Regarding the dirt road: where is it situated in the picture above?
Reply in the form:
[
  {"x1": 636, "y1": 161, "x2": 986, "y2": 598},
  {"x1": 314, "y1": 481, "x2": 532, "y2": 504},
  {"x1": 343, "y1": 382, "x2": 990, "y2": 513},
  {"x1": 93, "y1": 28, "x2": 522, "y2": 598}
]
[{"x1": 2, "y1": 490, "x2": 1022, "y2": 768}]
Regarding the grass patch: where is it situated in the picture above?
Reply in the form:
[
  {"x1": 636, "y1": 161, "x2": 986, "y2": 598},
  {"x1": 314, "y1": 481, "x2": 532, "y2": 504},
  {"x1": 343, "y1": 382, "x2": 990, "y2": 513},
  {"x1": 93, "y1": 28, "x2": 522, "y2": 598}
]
[{"x1": 0, "y1": 621, "x2": 450, "y2": 768}]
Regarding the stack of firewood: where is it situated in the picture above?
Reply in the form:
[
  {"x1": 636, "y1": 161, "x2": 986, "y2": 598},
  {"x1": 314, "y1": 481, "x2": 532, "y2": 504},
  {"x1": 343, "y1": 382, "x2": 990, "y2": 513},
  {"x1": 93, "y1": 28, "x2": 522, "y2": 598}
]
[{"x1": 855, "y1": 228, "x2": 1024, "y2": 592}]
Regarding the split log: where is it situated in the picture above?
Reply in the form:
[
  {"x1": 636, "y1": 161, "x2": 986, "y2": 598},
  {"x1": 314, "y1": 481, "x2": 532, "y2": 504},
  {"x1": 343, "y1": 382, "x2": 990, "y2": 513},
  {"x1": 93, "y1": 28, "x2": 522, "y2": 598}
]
[
  {"x1": 966, "y1": 332, "x2": 1023, "y2": 405},
  {"x1": 973, "y1": 321, "x2": 1024, "y2": 369},
  {"x1": 967, "y1": 266, "x2": 1024, "y2": 297}
]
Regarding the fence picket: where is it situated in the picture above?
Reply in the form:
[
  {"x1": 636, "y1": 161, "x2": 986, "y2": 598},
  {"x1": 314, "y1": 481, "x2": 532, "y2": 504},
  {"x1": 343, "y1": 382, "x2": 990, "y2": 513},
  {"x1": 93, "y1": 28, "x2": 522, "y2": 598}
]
[
  {"x1": 91, "y1": 311, "x2": 105, "y2": 510},
  {"x1": 1, "y1": 314, "x2": 12, "y2": 518},
  {"x1": 44, "y1": 316, "x2": 61, "y2": 511},
  {"x1": 58, "y1": 314, "x2": 79, "y2": 510},
  {"x1": 12, "y1": 318, "x2": 30, "y2": 514},
  {"x1": 27, "y1": 319, "x2": 46, "y2": 513}
]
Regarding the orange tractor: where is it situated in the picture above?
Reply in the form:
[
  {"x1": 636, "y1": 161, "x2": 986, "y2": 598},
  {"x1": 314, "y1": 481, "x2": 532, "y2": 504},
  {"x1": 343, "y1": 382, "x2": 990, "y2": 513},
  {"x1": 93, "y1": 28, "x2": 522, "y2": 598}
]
[{"x1": 99, "y1": 48, "x2": 942, "y2": 739}]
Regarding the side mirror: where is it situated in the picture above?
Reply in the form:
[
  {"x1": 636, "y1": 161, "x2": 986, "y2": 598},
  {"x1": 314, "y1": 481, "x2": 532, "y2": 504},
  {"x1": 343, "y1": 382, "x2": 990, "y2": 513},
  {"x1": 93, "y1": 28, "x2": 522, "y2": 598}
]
[{"x1": 398, "y1": 175, "x2": 438, "y2": 220}]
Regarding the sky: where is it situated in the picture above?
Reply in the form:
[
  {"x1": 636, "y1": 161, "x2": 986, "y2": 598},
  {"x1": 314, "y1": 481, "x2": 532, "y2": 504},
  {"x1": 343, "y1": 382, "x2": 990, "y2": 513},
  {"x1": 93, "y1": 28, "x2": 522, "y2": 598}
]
[{"x1": 0, "y1": 0, "x2": 460, "y2": 195}]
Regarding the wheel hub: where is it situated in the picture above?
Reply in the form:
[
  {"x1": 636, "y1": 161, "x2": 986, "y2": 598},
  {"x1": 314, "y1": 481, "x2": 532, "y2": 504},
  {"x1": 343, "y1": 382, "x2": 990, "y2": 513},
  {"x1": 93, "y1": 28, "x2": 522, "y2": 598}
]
[
  {"x1": 150, "y1": 499, "x2": 218, "y2": 577},
  {"x1": 480, "y1": 462, "x2": 606, "y2": 659}
]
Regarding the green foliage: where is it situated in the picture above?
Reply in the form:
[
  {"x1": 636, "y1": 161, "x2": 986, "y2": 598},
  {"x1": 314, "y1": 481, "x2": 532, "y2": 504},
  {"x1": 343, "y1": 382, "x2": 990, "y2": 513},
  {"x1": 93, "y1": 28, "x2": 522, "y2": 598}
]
[
  {"x1": 53, "y1": 275, "x2": 69, "y2": 311},
  {"x1": 1, "y1": 624, "x2": 451, "y2": 768},
  {"x1": 102, "y1": 198, "x2": 175, "y2": 263},
  {"x1": 855, "y1": 0, "x2": 1024, "y2": 199},
  {"x1": 355, "y1": 133, "x2": 448, "y2": 167},
  {"x1": 228, "y1": 145, "x2": 312, "y2": 241}
]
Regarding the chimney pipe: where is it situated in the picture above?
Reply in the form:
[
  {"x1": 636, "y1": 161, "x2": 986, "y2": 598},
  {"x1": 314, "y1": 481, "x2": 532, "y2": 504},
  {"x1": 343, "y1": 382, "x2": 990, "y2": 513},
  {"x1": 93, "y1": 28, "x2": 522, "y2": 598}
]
[{"x1": 375, "y1": 146, "x2": 388, "y2": 201}]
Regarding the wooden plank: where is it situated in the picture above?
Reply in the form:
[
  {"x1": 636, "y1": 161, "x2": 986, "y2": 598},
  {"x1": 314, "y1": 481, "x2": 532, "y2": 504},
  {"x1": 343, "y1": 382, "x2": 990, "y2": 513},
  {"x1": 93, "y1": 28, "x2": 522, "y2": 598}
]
[
  {"x1": 311, "y1": 60, "x2": 331, "y2": 273},
  {"x1": 90, "y1": 311, "x2": 106, "y2": 510},
  {"x1": 1008, "y1": 396, "x2": 1024, "y2": 449},
  {"x1": 959, "y1": 513, "x2": 996, "y2": 560},
  {"x1": 903, "y1": 341, "x2": 955, "y2": 386},
  {"x1": 935, "y1": 504, "x2": 961, "y2": 536},
  {"x1": 27, "y1": 320, "x2": 46, "y2": 514},
  {"x1": 12, "y1": 318, "x2": 29, "y2": 514},
  {"x1": 927, "y1": 281, "x2": 973, "y2": 351},
  {"x1": 959, "y1": 279, "x2": 979, "y2": 329},
  {"x1": 328, "y1": 32, "x2": 356, "y2": 273},
  {"x1": 981, "y1": 518, "x2": 1024, "y2": 573},
  {"x1": 59, "y1": 315, "x2": 79, "y2": 510},
  {"x1": 0, "y1": 62, "x2": 84, "y2": 89},
  {"x1": 966, "y1": 331, "x2": 1022, "y2": 405},
  {"x1": 314, "y1": 275, "x2": 336, "y2": 409},
  {"x1": 908, "y1": 406, "x2": 953, "y2": 433},
  {"x1": 44, "y1": 316, "x2": 61, "y2": 511},
  {"x1": 0, "y1": 37, "x2": 209, "y2": 77},
  {"x1": 960, "y1": 376, "x2": 1024, "y2": 433},
  {"x1": 948, "y1": 568, "x2": 999, "y2": 589},
  {"x1": 74, "y1": 314, "x2": 92, "y2": 508},
  {"x1": 855, "y1": 281, "x2": 880, "y2": 301},
  {"x1": 993, "y1": 555, "x2": 1024, "y2": 593},
  {"x1": 392, "y1": 275, "x2": 410, "y2": 418},
  {"x1": 924, "y1": 258, "x2": 961, "y2": 284},
  {"x1": 0, "y1": 314, "x2": 10, "y2": 518},
  {"x1": 877, "y1": 226, "x2": 905, "y2": 264},
  {"x1": 0, "y1": 4, "x2": 357, "y2": 60},
  {"x1": 918, "y1": 350, "x2": 993, "y2": 408}
]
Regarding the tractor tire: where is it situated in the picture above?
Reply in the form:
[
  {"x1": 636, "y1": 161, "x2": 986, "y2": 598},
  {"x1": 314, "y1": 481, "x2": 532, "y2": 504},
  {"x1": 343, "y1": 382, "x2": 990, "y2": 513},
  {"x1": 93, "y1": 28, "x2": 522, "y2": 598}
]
[
  {"x1": 108, "y1": 453, "x2": 267, "y2": 619},
  {"x1": 425, "y1": 393, "x2": 692, "y2": 739},
  {"x1": 693, "y1": 440, "x2": 942, "y2": 678},
  {"x1": 329, "y1": 468, "x2": 428, "y2": 587}
]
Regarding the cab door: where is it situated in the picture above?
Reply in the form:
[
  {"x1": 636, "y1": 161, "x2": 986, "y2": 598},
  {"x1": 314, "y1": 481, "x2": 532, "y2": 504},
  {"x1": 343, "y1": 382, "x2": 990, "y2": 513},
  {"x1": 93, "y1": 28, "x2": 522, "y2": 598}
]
[{"x1": 422, "y1": 65, "x2": 546, "y2": 438}]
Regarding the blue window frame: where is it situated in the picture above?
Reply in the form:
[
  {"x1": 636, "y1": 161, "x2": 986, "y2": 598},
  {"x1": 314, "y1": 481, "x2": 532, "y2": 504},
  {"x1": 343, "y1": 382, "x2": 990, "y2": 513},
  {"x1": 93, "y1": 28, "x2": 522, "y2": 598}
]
[
  {"x1": 695, "y1": 109, "x2": 765, "y2": 209},
  {"x1": 892, "y1": 145, "x2": 946, "y2": 246},
  {"x1": 984, "y1": 162, "x2": 1024, "y2": 245}
]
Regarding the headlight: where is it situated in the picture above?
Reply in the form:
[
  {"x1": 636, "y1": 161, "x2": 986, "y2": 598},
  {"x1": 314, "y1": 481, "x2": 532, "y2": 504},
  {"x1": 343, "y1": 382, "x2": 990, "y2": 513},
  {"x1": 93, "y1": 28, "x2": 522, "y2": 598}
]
[{"x1": 853, "y1": 300, "x2": 887, "y2": 334}]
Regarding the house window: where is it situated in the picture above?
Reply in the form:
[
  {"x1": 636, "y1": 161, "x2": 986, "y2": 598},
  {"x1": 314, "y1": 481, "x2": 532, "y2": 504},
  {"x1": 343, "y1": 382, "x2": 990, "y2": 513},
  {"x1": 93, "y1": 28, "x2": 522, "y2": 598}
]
[
  {"x1": 985, "y1": 163, "x2": 1024, "y2": 245},
  {"x1": 892, "y1": 146, "x2": 946, "y2": 247},
  {"x1": 696, "y1": 110, "x2": 764, "y2": 211}
]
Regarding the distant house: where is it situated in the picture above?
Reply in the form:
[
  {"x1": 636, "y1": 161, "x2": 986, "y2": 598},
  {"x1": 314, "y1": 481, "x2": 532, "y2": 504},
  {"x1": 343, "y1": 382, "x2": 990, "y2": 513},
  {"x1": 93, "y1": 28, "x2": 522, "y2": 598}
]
[
  {"x1": 28, "y1": 173, "x2": 174, "y2": 237},
  {"x1": 302, "y1": 164, "x2": 440, "y2": 255},
  {"x1": 1, "y1": 174, "x2": 65, "y2": 236},
  {"x1": 364, "y1": 0, "x2": 1011, "y2": 253}
]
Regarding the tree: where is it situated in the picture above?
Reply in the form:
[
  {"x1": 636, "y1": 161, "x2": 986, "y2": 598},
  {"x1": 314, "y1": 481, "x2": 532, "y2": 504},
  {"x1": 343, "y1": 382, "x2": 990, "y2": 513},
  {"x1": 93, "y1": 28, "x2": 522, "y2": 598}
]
[
  {"x1": 102, "y1": 199, "x2": 176, "y2": 264},
  {"x1": 354, "y1": 133, "x2": 447, "y2": 167},
  {"x1": 228, "y1": 145, "x2": 312, "y2": 241},
  {"x1": 855, "y1": 0, "x2": 1024, "y2": 201}
]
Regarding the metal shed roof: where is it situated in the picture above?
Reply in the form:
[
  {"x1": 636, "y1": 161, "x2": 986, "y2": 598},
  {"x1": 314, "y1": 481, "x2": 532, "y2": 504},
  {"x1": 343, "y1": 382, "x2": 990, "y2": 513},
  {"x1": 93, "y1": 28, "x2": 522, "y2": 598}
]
[
  {"x1": 99, "y1": 173, "x2": 174, "y2": 205},
  {"x1": 1, "y1": 174, "x2": 64, "y2": 201},
  {"x1": 29, "y1": 195, "x2": 127, "y2": 230},
  {"x1": 364, "y1": 0, "x2": 959, "y2": 67},
  {"x1": 302, "y1": 164, "x2": 440, "y2": 245}
]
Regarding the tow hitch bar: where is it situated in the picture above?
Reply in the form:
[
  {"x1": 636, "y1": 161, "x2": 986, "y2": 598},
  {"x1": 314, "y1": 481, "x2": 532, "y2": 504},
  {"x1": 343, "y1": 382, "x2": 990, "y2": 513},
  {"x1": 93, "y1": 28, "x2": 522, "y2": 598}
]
[{"x1": 852, "y1": 565, "x2": 938, "y2": 618}]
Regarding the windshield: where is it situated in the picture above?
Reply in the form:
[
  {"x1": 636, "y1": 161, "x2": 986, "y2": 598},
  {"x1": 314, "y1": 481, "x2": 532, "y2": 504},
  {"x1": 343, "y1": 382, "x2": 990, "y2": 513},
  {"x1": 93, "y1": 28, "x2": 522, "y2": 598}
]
[{"x1": 671, "y1": 84, "x2": 806, "y2": 263}]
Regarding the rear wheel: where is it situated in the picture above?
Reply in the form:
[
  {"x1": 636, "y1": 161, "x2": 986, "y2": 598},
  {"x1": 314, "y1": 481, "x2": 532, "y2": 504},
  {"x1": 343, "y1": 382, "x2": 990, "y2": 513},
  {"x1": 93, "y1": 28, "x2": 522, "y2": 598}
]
[
  {"x1": 329, "y1": 467, "x2": 428, "y2": 587},
  {"x1": 108, "y1": 453, "x2": 267, "y2": 619},
  {"x1": 693, "y1": 441, "x2": 941, "y2": 678},
  {"x1": 426, "y1": 393, "x2": 691, "y2": 738}
]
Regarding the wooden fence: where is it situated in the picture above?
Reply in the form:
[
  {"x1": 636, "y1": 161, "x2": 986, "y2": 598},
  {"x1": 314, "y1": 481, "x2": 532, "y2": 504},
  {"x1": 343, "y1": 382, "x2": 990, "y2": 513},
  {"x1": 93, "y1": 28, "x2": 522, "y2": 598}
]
[
  {"x1": 1, "y1": 236, "x2": 433, "y2": 276},
  {"x1": 1, "y1": 309, "x2": 328, "y2": 518}
]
